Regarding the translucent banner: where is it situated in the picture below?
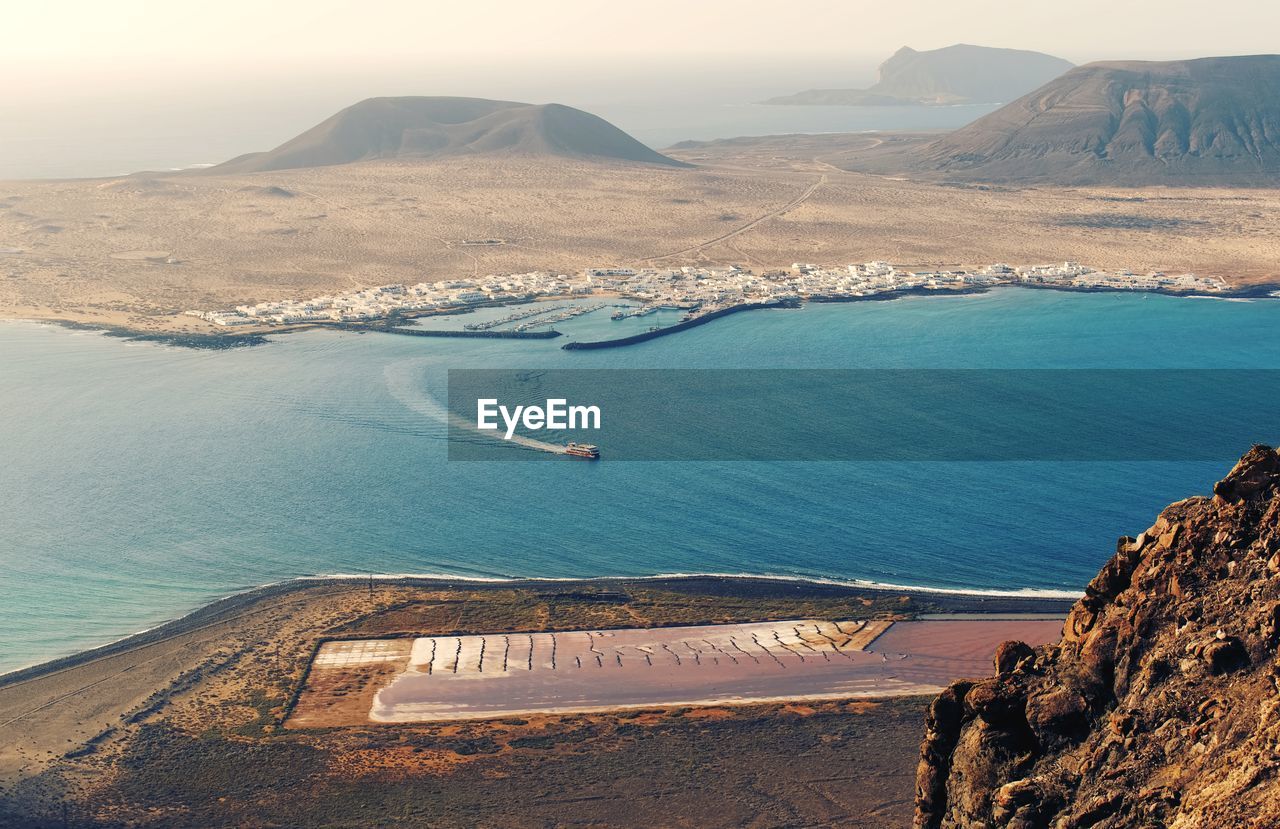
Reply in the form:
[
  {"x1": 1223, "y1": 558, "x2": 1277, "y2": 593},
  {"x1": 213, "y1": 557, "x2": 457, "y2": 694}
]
[{"x1": 446, "y1": 369, "x2": 1280, "y2": 461}]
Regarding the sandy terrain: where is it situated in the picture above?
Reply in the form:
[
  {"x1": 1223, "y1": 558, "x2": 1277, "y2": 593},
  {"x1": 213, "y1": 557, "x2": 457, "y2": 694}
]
[
  {"x1": 0, "y1": 576, "x2": 1070, "y2": 827},
  {"x1": 2, "y1": 149, "x2": 1277, "y2": 336}
]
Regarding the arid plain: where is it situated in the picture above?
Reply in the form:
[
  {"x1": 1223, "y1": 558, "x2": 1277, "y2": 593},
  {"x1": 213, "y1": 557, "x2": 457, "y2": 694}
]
[
  {"x1": 3, "y1": 137, "x2": 1280, "y2": 335},
  {"x1": 0, "y1": 578, "x2": 1071, "y2": 828}
]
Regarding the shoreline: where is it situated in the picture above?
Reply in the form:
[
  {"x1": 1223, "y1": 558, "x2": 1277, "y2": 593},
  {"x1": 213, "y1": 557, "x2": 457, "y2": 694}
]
[
  {"x1": 0, "y1": 572, "x2": 1078, "y2": 688},
  {"x1": 7, "y1": 280, "x2": 1277, "y2": 350}
]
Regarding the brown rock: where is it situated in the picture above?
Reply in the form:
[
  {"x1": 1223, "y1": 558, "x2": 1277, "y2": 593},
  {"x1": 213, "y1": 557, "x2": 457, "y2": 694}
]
[
  {"x1": 914, "y1": 448, "x2": 1280, "y2": 828},
  {"x1": 995, "y1": 640, "x2": 1035, "y2": 675},
  {"x1": 1078, "y1": 624, "x2": 1120, "y2": 693},
  {"x1": 992, "y1": 778, "x2": 1042, "y2": 824},
  {"x1": 1203, "y1": 637, "x2": 1249, "y2": 675},
  {"x1": 1063, "y1": 604, "x2": 1098, "y2": 643},
  {"x1": 1212, "y1": 445, "x2": 1280, "y2": 503},
  {"x1": 1026, "y1": 688, "x2": 1090, "y2": 749},
  {"x1": 964, "y1": 678, "x2": 1025, "y2": 726}
]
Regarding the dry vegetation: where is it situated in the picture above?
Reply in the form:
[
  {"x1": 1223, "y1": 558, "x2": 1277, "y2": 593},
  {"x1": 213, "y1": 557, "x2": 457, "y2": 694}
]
[{"x1": 2, "y1": 146, "x2": 1278, "y2": 336}]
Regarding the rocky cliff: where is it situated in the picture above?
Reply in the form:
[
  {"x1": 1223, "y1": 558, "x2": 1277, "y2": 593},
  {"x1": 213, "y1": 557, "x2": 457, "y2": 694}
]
[{"x1": 917, "y1": 446, "x2": 1280, "y2": 828}]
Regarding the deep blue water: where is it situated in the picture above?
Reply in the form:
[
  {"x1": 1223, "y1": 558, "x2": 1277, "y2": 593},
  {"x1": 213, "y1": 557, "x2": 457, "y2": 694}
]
[{"x1": 3, "y1": 288, "x2": 1280, "y2": 673}]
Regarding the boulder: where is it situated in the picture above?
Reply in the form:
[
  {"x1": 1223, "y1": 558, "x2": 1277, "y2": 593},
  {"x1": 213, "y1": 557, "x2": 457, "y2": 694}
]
[{"x1": 914, "y1": 447, "x2": 1280, "y2": 828}]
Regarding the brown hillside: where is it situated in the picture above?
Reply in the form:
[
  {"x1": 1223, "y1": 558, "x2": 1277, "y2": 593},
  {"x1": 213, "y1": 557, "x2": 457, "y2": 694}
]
[
  {"x1": 213, "y1": 96, "x2": 688, "y2": 173},
  {"x1": 917, "y1": 445, "x2": 1280, "y2": 827},
  {"x1": 921, "y1": 55, "x2": 1280, "y2": 185}
]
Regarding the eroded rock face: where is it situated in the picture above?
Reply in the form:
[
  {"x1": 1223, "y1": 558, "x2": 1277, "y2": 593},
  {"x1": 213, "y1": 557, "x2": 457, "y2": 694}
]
[{"x1": 916, "y1": 445, "x2": 1280, "y2": 828}]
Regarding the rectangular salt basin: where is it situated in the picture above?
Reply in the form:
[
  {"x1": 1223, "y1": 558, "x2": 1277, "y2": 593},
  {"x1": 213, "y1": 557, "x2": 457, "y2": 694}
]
[{"x1": 367, "y1": 618, "x2": 1062, "y2": 723}]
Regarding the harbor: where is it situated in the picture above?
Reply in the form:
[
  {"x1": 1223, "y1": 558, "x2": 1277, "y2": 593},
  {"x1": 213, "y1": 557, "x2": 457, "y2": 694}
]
[
  {"x1": 510, "y1": 302, "x2": 609, "y2": 331},
  {"x1": 463, "y1": 304, "x2": 568, "y2": 330},
  {"x1": 563, "y1": 300, "x2": 797, "y2": 350},
  {"x1": 377, "y1": 326, "x2": 561, "y2": 340},
  {"x1": 184, "y1": 260, "x2": 1235, "y2": 333}
]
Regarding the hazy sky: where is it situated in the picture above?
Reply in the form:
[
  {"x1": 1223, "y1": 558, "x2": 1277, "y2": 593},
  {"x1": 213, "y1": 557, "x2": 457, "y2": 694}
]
[
  {"x1": 8, "y1": 0, "x2": 1279, "y2": 67},
  {"x1": 4, "y1": 1, "x2": 1279, "y2": 178}
]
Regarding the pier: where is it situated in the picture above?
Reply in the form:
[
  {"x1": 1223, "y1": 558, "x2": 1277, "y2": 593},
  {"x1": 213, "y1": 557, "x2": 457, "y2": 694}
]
[
  {"x1": 512, "y1": 302, "x2": 608, "y2": 331},
  {"x1": 382, "y1": 327, "x2": 562, "y2": 340},
  {"x1": 563, "y1": 301, "x2": 796, "y2": 350},
  {"x1": 464, "y1": 304, "x2": 568, "y2": 330}
]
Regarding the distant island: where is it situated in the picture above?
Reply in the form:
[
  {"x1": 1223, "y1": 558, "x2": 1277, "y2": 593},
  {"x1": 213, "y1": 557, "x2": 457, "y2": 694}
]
[
  {"x1": 762, "y1": 44, "x2": 1073, "y2": 106},
  {"x1": 212, "y1": 96, "x2": 689, "y2": 173},
  {"x1": 828, "y1": 54, "x2": 1280, "y2": 186},
  {"x1": 4, "y1": 75, "x2": 1280, "y2": 341}
]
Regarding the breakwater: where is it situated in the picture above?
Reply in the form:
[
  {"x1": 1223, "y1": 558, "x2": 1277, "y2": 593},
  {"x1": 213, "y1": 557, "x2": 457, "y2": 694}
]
[
  {"x1": 385, "y1": 327, "x2": 562, "y2": 340},
  {"x1": 48, "y1": 319, "x2": 269, "y2": 349},
  {"x1": 562, "y1": 301, "x2": 797, "y2": 350}
]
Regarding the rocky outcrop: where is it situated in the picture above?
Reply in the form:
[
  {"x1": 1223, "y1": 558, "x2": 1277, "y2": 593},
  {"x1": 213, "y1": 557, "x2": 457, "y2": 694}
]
[{"x1": 917, "y1": 445, "x2": 1280, "y2": 828}]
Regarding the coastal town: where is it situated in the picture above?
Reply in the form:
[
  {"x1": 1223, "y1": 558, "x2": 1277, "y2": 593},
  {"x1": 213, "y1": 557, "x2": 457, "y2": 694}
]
[{"x1": 186, "y1": 261, "x2": 1231, "y2": 328}]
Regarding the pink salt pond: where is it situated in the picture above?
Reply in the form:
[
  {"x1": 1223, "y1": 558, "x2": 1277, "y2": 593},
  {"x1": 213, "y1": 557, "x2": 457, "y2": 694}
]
[{"x1": 363, "y1": 618, "x2": 1062, "y2": 723}]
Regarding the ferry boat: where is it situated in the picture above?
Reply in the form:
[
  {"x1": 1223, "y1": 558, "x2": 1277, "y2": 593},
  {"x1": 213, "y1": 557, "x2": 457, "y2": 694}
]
[{"x1": 564, "y1": 442, "x2": 600, "y2": 459}]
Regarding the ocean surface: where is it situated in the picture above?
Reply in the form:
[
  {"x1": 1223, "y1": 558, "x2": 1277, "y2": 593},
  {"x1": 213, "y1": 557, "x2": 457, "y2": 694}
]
[
  {"x1": 3, "y1": 289, "x2": 1280, "y2": 674},
  {"x1": 592, "y1": 102, "x2": 1000, "y2": 151}
]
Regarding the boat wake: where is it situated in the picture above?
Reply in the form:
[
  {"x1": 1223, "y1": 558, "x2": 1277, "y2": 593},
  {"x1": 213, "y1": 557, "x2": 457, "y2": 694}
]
[{"x1": 381, "y1": 358, "x2": 564, "y2": 456}]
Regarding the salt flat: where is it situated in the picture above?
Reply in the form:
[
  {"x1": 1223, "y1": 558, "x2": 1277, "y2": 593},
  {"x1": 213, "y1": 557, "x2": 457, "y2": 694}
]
[{"x1": 294, "y1": 618, "x2": 1064, "y2": 724}]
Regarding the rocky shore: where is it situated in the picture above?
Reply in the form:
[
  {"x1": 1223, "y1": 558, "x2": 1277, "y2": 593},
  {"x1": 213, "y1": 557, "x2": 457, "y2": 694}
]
[{"x1": 916, "y1": 446, "x2": 1280, "y2": 828}]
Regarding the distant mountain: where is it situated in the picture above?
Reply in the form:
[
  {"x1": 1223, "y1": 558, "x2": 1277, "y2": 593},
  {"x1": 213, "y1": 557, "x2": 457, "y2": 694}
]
[
  {"x1": 212, "y1": 97, "x2": 688, "y2": 173},
  {"x1": 919, "y1": 55, "x2": 1280, "y2": 184},
  {"x1": 764, "y1": 44, "x2": 1074, "y2": 106}
]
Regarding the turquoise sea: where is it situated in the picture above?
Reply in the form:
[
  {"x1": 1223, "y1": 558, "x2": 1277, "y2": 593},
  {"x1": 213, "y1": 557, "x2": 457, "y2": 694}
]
[{"x1": 3, "y1": 289, "x2": 1280, "y2": 674}]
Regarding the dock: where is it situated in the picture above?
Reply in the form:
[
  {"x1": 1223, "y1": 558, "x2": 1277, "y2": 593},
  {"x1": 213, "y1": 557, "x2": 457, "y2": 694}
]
[
  {"x1": 382, "y1": 327, "x2": 562, "y2": 340},
  {"x1": 563, "y1": 300, "x2": 796, "y2": 350}
]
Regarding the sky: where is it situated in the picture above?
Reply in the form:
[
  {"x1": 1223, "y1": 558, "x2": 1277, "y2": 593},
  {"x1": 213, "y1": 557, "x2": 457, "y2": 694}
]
[
  {"x1": 3, "y1": 0, "x2": 1279, "y2": 178},
  {"x1": 7, "y1": 0, "x2": 1278, "y2": 67}
]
